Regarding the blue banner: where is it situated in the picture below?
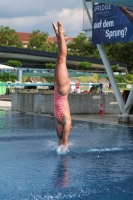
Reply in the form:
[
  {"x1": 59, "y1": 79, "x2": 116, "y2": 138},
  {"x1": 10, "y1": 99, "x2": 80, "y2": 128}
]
[
  {"x1": 86, "y1": 0, "x2": 133, "y2": 7},
  {"x1": 92, "y1": 3, "x2": 133, "y2": 44}
]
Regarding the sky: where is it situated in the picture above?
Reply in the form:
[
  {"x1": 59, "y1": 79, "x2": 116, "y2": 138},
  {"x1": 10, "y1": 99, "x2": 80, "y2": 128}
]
[{"x1": 0, "y1": 0, "x2": 85, "y2": 37}]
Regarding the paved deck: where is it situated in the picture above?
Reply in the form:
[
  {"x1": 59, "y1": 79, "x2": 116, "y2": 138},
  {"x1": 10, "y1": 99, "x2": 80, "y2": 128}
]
[
  {"x1": 71, "y1": 114, "x2": 119, "y2": 125},
  {"x1": 0, "y1": 100, "x2": 11, "y2": 111}
]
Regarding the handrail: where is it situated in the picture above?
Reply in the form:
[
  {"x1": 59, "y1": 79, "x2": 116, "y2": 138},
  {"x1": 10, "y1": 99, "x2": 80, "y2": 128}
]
[
  {"x1": 0, "y1": 83, "x2": 129, "y2": 87},
  {"x1": 0, "y1": 83, "x2": 100, "y2": 87}
]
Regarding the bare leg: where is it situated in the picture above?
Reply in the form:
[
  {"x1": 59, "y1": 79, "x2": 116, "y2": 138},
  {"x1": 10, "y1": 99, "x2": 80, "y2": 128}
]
[
  {"x1": 52, "y1": 21, "x2": 70, "y2": 95},
  {"x1": 52, "y1": 22, "x2": 58, "y2": 82},
  {"x1": 53, "y1": 21, "x2": 61, "y2": 82}
]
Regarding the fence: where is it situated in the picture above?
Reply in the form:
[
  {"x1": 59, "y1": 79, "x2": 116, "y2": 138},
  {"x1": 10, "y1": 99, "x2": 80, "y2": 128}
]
[
  {"x1": 117, "y1": 83, "x2": 127, "y2": 89},
  {"x1": 0, "y1": 82, "x2": 129, "y2": 101},
  {"x1": 0, "y1": 70, "x2": 111, "y2": 78},
  {"x1": 0, "y1": 82, "x2": 99, "y2": 100}
]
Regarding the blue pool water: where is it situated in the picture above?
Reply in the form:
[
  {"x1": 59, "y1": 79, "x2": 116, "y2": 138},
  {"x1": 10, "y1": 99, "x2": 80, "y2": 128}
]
[{"x1": 0, "y1": 110, "x2": 133, "y2": 200}]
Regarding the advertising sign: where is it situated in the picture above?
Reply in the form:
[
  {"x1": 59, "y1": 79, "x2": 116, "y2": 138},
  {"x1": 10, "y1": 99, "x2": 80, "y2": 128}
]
[{"x1": 92, "y1": 3, "x2": 133, "y2": 44}]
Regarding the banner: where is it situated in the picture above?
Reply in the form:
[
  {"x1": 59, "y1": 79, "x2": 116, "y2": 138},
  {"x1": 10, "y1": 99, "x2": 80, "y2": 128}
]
[
  {"x1": 86, "y1": 0, "x2": 133, "y2": 7},
  {"x1": 92, "y1": 3, "x2": 133, "y2": 44}
]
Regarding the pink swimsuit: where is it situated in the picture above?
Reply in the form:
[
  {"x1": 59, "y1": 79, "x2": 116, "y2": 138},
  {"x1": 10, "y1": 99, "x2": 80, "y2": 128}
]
[{"x1": 54, "y1": 82, "x2": 67, "y2": 122}]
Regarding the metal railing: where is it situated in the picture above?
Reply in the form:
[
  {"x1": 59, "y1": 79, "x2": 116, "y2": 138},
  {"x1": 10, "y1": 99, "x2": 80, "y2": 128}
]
[
  {"x1": 0, "y1": 82, "x2": 129, "y2": 101},
  {"x1": 0, "y1": 83, "x2": 99, "y2": 100}
]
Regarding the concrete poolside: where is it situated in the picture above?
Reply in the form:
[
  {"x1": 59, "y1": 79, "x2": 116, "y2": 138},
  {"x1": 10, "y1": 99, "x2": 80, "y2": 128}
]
[
  {"x1": 71, "y1": 113, "x2": 119, "y2": 125},
  {"x1": 0, "y1": 100, "x2": 120, "y2": 126},
  {"x1": 0, "y1": 100, "x2": 12, "y2": 111}
]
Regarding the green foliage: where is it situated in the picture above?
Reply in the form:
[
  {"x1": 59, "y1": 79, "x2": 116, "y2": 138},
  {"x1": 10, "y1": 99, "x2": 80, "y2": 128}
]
[
  {"x1": 6, "y1": 60, "x2": 22, "y2": 67},
  {"x1": 46, "y1": 41, "x2": 58, "y2": 53},
  {"x1": 45, "y1": 63, "x2": 56, "y2": 69},
  {"x1": 44, "y1": 76, "x2": 54, "y2": 83},
  {"x1": 114, "y1": 75, "x2": 126, "y2": 83},
  {"x1": 93, "y1": 73, "x2": 99, "y2": 82},
  {"x1": 125, "y1": 74, "x2": 133, "y2": 84},
  {"x1": 22, "y1": 76, "x2": 28, "y2": 83},
  {"x1": 0, "y1": 72, "x2": 17, "y2": 82},
  {"x1": 111, "y1": 64, "x2": 119, "y2": 71},
  {"x1": 78, "y1": 61, "x2": 92, "y2": 71},
  {"x1": 67, "y1": 33, "x2": 98, "y2": 57},
  {"x1": 113, "y1": 74, "x2": 133, "y2": 84},
  {"x1": 77, "y1": 74, "x2": 100, "y2": 83},
  {"x1": 28, "y1": 30, "x2": 58, "y2": 53},
  {"x1": 28, "y1": 30, "x2": 49, "y2": 51},
  {"x1": 104, "y1": 42, "x2": 133, "y2": 71},
  {"x1": 67, "y1": 33, "x2": 133, "y2": 72},
  {"x1": 0, "y1": 26, "x2": 22, "y2": 47}
]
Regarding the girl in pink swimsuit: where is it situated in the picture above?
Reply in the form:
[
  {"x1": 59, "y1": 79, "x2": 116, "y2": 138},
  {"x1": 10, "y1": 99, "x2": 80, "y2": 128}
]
[
  {"x1": 52, "y1": 21, "x2": 71, "y2": 146},
  {"x1": 54, "y1": 82, "x2": 67, "y2": 122}
]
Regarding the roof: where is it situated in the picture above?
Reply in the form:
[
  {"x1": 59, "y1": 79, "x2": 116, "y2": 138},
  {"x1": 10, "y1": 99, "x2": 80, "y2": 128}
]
[
  {"x1": 0, "y1": 45, "x2": 128, "y2": 73},
  {"x1": 47, "y1": 36, "x2": 73, "y2": 44},
  {"x1": 17, "y1": 32, "x2": 73, "y2": 44},
  {"x1": 0, "y1": 64, "x2": 14, "y2": 69},
  {"x1": 17, "y1": 32, "x2": 31, "y2": 43}
]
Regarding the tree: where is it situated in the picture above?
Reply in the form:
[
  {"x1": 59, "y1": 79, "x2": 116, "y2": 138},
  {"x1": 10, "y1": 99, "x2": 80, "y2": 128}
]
[
  {"x1": 67, "y1": 32, "x2": 133, "y2": 72},
  {"x1": 78, "y1": 61, "x2": 92, "y2": 72},
  {"x1": 28, "y1": 30, "x2": 49, "y2": 51},
  {"x1": 6, "y1": 60, "x2": 22, "y2": 67},
  {"x1": 103, "y1": 42, "x2": 133, "y2": 72},
  {"x1": 67, "y1": 33, "x2": 97, "y2": 57},
  {"x1": 0, "y1": 72, "x2": 17, "y2": 82},
  {"x1": 46, "y1": 41, "x2": 58, "y2": 53},
  {"x1": 0, "y1": 26, "x2": 22, "y2": 47}
]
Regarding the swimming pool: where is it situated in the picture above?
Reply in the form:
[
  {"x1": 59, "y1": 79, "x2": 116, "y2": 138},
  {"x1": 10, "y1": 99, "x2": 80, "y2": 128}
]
[{"x1": 0, "y1": 110, "x2": 133, "y2": 200}]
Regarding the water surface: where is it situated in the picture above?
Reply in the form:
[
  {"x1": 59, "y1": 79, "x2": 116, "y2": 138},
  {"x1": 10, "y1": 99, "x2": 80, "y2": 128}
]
[{"x1": 0, "y1": 110, "x2": 133, "y2": 200}]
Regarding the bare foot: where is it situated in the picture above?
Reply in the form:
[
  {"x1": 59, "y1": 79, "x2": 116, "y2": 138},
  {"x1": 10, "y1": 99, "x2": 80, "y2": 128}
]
[
  {"x1": 52, "y1": 21, "x2": 58, "y2": 37},
  {"x1": 57, "y1": 21, "x2": 65, "y2": 35}
]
